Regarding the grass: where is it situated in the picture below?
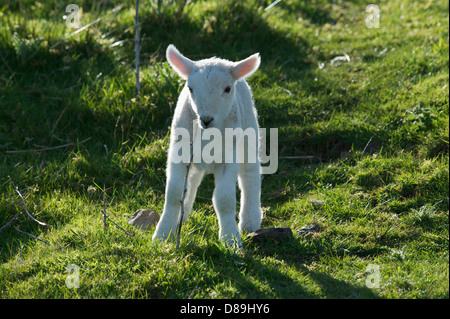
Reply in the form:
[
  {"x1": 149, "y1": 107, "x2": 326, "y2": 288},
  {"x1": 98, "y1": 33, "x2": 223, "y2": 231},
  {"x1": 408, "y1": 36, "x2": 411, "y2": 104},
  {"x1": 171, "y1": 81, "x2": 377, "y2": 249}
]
[{"x1": 0, "y1": 0, "x2": 448, "y2": 299}]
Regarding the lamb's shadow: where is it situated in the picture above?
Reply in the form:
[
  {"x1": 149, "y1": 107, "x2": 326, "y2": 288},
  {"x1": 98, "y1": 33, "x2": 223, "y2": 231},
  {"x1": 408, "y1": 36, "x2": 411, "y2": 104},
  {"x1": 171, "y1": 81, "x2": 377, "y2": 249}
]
[
  {"x1": 246, "y1": 246, "x2": 380, "y2": 298},
  {"x1": 185, "y1": 242, "x2": 379, "y2": 299}
]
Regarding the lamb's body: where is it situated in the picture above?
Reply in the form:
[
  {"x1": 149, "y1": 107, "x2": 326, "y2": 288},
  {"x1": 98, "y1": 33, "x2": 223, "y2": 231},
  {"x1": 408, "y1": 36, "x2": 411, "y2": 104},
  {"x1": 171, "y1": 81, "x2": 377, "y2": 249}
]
[{"x1": 152, "y1": 45, "x2": 263, "y2": 246}]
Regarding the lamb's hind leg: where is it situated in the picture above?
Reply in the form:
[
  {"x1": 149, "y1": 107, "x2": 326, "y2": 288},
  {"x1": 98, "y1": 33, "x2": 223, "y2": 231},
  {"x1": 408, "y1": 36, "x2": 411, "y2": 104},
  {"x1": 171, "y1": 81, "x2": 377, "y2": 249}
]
[{"x1": 238, "y1": 162, "x2": 262, "y2": 233}]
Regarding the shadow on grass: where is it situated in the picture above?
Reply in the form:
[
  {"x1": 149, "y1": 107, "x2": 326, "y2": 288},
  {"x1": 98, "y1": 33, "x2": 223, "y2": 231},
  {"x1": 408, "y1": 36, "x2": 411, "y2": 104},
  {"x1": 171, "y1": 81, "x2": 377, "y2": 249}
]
[
  {"x1": 180, "y1": 240, "x2": 379, "y2": 299},
  {"x1": 241, "y1": 241, "x2": 380, "y2": 298}
]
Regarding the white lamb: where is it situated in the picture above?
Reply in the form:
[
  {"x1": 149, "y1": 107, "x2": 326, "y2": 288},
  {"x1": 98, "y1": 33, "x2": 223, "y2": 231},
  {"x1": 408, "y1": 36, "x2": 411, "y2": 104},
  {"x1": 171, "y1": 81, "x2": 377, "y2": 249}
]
[{"x1": 152, "y1": 44, "x2": 263, "y2": 247}]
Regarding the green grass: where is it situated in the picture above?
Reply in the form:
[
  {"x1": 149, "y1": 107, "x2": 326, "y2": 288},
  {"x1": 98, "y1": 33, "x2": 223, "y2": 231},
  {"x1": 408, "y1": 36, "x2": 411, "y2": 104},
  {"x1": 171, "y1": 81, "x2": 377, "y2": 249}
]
[{"x1": 0, "y1": 0, "x2": 448, "y2": 299}]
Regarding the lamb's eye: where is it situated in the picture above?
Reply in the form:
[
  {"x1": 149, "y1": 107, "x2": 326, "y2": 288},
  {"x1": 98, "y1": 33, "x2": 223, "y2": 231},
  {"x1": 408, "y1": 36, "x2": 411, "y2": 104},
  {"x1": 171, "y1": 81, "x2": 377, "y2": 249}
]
[
  {"x1": 188, "y1": 86, "x2": 193, "y2": 93},
  {"x1": 224, "y1": 86, "x2": 231, "y2": 93}
]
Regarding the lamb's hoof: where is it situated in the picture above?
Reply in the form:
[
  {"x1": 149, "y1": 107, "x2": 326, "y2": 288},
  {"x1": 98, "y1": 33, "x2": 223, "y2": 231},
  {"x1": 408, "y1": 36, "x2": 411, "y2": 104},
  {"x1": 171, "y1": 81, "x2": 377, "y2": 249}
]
[{"x1": 220, "y1": 233, "x2": 243, "y2": 249}]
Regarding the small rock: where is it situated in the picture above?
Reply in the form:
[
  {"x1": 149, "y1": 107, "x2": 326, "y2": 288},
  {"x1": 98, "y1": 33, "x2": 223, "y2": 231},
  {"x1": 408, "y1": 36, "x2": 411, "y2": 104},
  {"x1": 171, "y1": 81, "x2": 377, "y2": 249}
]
[
  {"x1": 297, "y1": 224, "x2": 321, "y2": 236},
  {"x1": 248, "y1": 227, "x2": 293, "y2": 243},
  {"x1": 87, "y1": 185, "x2": 97, "y2": 196},
  {"x1": 127, "y1": 209, "x2": 160, "y2": 231},
  {"x1": 310, "y1": 199, "x2": 325, "y2": 207}
]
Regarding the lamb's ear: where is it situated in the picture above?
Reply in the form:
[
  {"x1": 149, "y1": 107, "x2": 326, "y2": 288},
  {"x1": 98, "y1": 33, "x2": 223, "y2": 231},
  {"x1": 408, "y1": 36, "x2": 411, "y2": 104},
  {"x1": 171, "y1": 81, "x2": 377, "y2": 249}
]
[
  {"x1": 166, "y1": 44, "x2": 196, "y2": 79},
  {"x1": 230, "y1": 53, "x2": 261, "y2": 80}
]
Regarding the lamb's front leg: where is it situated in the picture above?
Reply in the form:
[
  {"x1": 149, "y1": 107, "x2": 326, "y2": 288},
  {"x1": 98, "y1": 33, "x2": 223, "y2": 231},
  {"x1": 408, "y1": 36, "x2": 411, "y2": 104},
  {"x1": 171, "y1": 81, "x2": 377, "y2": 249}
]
[
  {"x1": 152, "y1": 161, "x2": 186, "y2": 242},
  {"x1": 213, "y1": 164, "x2": 241, "y2": 247},
  {"x1": 238, "y1": 162, "x2": 262, "y2": 233}
]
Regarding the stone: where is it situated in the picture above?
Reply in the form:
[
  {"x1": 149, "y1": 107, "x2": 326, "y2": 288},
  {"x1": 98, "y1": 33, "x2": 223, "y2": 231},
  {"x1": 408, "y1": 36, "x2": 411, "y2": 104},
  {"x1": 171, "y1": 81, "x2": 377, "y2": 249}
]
[
  {"x1": 248, "y1": 227, "x2": 293, "y2": 243},
  {"x1": 127, "y1": 209, "x2": 160, "y2": 231},
  {"x1": 297, "y1": 224, "x2": 321, "y2": 236},
  {"x1": 309, "y1": 199, "x2": 325, "y2": 207}
]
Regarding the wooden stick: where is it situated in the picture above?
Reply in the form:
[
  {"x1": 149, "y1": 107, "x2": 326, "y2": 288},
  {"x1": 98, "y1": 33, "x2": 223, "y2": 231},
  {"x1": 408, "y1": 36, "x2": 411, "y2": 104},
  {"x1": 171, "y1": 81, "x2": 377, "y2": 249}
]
[
  {"x1": 104, "y1": 214, "x2": 135, "y2": 237},
  {"x1": 265, "y1": 0, "x2": 282, "y2": 11},
  {"x1": 279, "y1": 155, "x2": 316, "y2": 160},
  {"x1": 376, "y1": 220, "x2": 406, "y2": 241},
  {"x1": 102, "y1": 185, "x2": 108, "y2": 231},
  {"x1": 100, "y1": 187, "x2": 134, "y2": 237},
  {"x1": 176, "y1": 142, "x2": 193, "y2": 250},
  {"x1": 49, "y1": 4, "x2": 125, "y2": 50},
  {"x1": 5, "y1": 137, "x2": 92, "y2": 154},
  {"x1": 0, "y1": 213, "x2": 19, "y2": 233},
  {"x1": 8, "y1": 177, "x2": 51, "y2": 228},
  {"x1": 360, "y1": 136, "x2": 373, "y2": 159},
  {"x1": 134, "y1": 0, "x2": 141, "y2": 95},
  {"x1": 16, "y1": 228, "x2": 50, "y2": 245}
]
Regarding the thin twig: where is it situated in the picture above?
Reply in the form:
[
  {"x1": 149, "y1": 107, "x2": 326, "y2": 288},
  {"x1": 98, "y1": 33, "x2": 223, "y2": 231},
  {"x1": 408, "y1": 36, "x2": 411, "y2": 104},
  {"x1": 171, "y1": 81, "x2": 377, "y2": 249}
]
[
  {"x1": 0, "y1": 213, "x2": 19, "y2": 233},
  {"x1": 134, "y1": 0, "x2": 141, "y2": 95},
  {"x1": 100, "y1": 188, "x2": 134, "y2": 237},
  {"x1": 103, "y1": 185, "x2": 108, "y2": 231},
  {"x1": 279, "y1": 155, "x2": 316, "y2": 160},
  {"x1": 176, "y1": 142, "x2": 193, "y2": 250},
  {"x1": 5, "y1": 137, "x2": 92, "y2": 154},
  {"x1": 18, "y1": 244, "x2": 24, "y2": 263},
  {"x1": 50, "y1": 106, "x2": 67, "y2": 139},
  {"x1": 49, "y1": 4, "x2": 125, "y2": 50},
  {"x1": 0, "y1": 53, "x2": 14, "y2": 74},
  {"x1": 360, "y1": 136, "x2": 373, "y2": 159},
  {"x1": 376, "y1": 220, "x2": 406, "y2": 241},
  {"x1": 265, "y1": 0, "x2": 282, "y2": 11},
  {"x1": 104, "y1": 214, "x2": 135, "y2": 237},
  {"x1": 8, "y1": 177, "x2": 51, "y2": 227},
  {"x1": 15, "y1": 228, "x2": 50, "y2": 245}
]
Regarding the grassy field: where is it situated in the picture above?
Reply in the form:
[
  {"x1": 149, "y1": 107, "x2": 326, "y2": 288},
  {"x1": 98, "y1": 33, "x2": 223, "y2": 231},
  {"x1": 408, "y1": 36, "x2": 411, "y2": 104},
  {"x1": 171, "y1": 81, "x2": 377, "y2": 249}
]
[{"x1": 0, "y1": 0, "x2": 448, "y2": 299}]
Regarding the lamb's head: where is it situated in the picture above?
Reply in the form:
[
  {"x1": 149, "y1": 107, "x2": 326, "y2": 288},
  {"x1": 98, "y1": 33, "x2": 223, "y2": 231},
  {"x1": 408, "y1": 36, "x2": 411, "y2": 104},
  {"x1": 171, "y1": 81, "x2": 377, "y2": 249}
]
[{"x1": 166, "y1": 44, "x2": 260, "y2": 129}]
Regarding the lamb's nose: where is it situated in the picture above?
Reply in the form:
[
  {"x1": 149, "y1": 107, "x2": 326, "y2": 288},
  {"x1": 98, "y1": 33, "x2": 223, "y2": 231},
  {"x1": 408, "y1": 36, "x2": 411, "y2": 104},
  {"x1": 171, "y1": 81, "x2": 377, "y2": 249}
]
[{"x1": 200, "y1": 116, "x2": 213, "y2": 128}]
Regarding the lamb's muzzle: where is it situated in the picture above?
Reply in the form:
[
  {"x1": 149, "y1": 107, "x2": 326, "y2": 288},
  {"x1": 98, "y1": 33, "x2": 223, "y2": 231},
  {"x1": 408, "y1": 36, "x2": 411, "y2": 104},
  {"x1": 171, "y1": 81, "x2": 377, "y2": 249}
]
[{"x1": 200, "y1": 116, "x2": 214, "y2": 128}]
